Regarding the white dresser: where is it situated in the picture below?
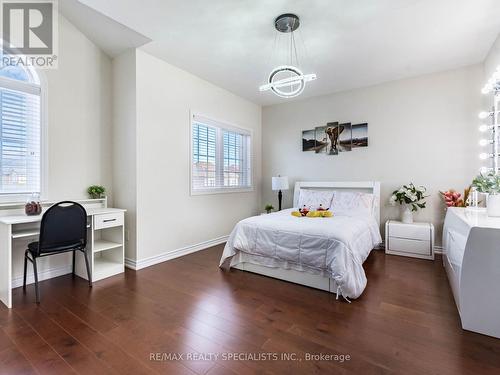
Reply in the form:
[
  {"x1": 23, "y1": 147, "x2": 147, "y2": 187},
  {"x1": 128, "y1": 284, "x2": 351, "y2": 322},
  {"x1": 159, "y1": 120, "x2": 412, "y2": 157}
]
[
  {"x1": 385, "y1": 220, "x2": 434, "y2": 260},
  {"x1": 443, "y1": 207, "x2": 500, "y2": 338}
]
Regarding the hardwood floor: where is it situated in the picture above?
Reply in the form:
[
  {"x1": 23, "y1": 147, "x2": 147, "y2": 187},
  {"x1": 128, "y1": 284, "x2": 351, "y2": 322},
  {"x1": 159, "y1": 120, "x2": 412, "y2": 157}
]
[{"x1": 1, "y1": 246, "x2": 500, "y2": 375}]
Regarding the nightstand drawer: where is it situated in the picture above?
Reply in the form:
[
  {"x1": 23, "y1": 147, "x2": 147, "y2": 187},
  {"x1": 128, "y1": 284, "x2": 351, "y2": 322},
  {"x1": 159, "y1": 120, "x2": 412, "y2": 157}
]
[
  {"x1": 388, "y1": 237, "x2": 431, "y2": 256},
  {"x1": 387, "y1": 221, "x2": 429, "y2": 241}
]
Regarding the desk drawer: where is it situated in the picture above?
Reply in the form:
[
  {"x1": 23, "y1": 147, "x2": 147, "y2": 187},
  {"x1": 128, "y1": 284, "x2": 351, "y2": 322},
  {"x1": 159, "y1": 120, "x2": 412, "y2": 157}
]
[
  {"x1": 388, "y1": 237, "x2": 431, "y2": 256},
  {"x1": 94, "y1": 212, "x2": 124, "y2": 230}
]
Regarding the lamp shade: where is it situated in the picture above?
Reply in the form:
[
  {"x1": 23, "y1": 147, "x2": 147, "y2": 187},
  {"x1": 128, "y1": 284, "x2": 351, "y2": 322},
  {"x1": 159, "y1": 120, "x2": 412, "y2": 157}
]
[{"x1": 272, "y1": 176, "x2": 289, "y2": 191}]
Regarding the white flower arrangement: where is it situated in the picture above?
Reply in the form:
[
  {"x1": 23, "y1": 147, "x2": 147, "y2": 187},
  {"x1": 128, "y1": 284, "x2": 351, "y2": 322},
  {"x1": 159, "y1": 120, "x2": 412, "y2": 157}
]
[{"x1": 389, "y1": 183, "x2": 427, "y2": 212}]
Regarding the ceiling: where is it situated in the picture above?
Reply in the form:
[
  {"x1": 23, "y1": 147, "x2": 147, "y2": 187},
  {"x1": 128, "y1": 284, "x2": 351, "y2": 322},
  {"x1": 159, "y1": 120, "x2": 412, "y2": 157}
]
[
  {"x1": 76, "y1": 0, "x2": 500, "y2": 105},
  {"x1": 60, "y1": 0, "x2": 150, "y2": 57}
]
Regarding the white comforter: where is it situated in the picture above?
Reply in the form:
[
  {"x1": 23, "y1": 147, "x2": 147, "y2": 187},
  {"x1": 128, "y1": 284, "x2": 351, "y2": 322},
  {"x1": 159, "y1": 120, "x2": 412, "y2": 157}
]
[{"x1": 219, "y1": 209, "x2": 382, "y2": 299}]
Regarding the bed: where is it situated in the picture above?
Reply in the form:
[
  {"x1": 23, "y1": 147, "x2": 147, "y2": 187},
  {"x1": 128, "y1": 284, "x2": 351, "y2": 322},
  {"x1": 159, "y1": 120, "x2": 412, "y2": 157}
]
[{"x1": 219, "y1": 181, "x2": 382, "y2": 300}]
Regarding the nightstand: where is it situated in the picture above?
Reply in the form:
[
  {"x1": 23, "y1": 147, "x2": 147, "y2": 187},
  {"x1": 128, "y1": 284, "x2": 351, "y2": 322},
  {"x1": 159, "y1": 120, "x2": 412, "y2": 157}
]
[{"x1": 385, "y1": 220, "x2": 434, "y2": 260}]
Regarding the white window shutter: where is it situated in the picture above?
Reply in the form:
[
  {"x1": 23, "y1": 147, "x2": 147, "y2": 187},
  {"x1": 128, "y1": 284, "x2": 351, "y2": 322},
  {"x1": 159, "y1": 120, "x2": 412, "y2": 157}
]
[
  {"x1": 191, "y1": 114, "x2": 252, "y2": 194},
  {"x1": 0, "y1": 87, "x2": 41, "y2": 195}
]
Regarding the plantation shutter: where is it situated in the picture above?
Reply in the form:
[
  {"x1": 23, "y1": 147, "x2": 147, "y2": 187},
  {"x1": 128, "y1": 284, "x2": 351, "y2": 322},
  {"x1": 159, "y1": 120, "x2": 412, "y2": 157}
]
[
  {"x1": 191, "y1": 114, "x2": 252, "y2": 193},
  {"x1": 0, "y1": 82, "x2": 41, "y2": 195}
]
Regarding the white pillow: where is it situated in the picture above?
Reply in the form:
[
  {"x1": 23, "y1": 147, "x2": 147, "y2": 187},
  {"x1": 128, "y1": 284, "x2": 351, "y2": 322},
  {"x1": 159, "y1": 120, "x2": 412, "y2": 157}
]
[
  {"x1": 331, "y1": 191, "x2": 375, "y2": 217},
  {"x1": 297, "y1": 189, "x2": 334, "y2": 210}
]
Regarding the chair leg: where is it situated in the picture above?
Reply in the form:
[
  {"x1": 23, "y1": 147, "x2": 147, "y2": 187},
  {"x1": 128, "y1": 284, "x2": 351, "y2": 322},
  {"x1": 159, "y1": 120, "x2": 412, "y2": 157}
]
[
  {"x1": 72, "y1": 250, "x2": 76, "y2": 276},
  {"x1": 23, "y1": 251, "x2": 28, "y2": 292},
  {"x1": 83, "y1": 249, "x2": 92, "y2": 288},
  {"x1": 32, "y1": 256, "x2": 40, "y2": 304}
]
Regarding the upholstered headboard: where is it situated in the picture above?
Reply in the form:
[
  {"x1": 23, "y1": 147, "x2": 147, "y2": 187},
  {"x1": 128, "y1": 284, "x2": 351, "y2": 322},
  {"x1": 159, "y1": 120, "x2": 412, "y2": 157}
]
[{"x1": 293, "y1": 181, "x2": 381, "y2": 226}]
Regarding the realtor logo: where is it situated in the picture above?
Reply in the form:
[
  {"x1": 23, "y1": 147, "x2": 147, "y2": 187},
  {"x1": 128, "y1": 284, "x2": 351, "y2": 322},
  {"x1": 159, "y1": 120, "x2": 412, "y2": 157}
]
[{"x1": 0, "y1": 0, "x2": 58, "y2": 68}]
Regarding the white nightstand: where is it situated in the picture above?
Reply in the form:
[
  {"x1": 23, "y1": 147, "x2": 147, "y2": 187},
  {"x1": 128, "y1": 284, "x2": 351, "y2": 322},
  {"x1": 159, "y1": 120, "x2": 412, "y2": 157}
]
[{"x1": 385, "y1": 220, "x2": 434, "y2": 260}]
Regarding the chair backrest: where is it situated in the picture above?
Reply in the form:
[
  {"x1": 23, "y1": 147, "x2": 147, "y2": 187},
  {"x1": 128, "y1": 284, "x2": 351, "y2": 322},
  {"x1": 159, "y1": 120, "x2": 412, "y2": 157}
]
[{"x1": 37, "y1": 201, "x2": 87, "y2": 255}]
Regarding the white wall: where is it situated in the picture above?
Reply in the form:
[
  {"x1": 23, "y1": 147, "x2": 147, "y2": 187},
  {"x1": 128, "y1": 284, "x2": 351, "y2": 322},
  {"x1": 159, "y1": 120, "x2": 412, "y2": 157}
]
[
  {"x1": 484, "y1": 33, "x2": 500, "y2": 80},
  {"x1": 483, "y1": 33, "x2": 500, "y2": 114},
  {"x1": 262, "y1": 65, "x2": 483, "y2": 244},
  {"x1": 112, "y1": 49, "x2": 137, "y2": 260},
  {"x1": 11, "y1": 15, "x2": 113, "y2": 283},
  {"x1": 133, "y1": 49, "x2": 261, "y2": 262},
  {"x1": 45, "y1": 15, "x2": 112, "y2": 201}
]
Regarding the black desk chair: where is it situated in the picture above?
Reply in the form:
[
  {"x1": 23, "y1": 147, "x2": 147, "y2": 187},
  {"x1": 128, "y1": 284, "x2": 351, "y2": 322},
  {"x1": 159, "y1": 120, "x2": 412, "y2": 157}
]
[{"x1": 23, "y1": 201, "x2": 92, "y2": 303}]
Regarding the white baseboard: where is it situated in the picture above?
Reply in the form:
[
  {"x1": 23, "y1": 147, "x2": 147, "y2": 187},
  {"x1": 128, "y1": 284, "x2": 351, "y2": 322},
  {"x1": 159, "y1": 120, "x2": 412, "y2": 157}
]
[
  {"x1": 125, "y1": 235, "x2": 229, "y2": 271},
  {"x1": 12, "y1": 264, "x2": 72, "y2": 289}
]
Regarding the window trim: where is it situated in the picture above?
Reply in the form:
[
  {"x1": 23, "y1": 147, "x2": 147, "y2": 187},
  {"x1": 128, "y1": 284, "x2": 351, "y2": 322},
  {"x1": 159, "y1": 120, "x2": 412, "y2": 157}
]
[
  {"x1": 189, "y1": 111, "x2": 254, "y2": 196},
  {"x1": 0, "y1": 69, "x2": 48, "y2": 203}
]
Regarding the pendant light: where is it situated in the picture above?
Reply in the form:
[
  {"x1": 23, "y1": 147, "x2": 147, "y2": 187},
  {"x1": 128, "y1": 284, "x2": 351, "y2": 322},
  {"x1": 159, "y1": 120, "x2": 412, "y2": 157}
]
[{"x1": 259, "y1": 13, "x2": 317, "y2": 99}]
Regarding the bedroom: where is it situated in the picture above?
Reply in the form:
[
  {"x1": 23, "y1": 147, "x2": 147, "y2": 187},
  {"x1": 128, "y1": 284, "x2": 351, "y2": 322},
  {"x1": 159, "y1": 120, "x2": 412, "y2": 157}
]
[{"x1": 0, "y1": 0, "x2": 500, "y2": 374}]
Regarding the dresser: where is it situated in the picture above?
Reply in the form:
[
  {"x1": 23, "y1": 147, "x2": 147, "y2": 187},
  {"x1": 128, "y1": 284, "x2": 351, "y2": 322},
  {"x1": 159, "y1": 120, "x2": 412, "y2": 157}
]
[
  {"x1": 385, "y1": 220, "x2": 434, "y2": 260},
  {"x1": 443, "y1": 207, "x2": 500, "y2": 338}
]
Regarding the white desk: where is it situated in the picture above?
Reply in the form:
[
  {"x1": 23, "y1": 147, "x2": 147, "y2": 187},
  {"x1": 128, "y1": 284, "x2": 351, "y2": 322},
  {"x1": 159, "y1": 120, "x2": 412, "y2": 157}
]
[{"x1": 0, "y1": 200, "x2": 126, "y2": 308}]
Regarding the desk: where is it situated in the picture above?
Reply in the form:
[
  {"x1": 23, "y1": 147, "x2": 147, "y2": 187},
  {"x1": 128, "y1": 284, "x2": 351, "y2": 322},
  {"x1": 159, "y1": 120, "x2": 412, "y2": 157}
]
[{"x1": 0, "y1": 200, "x2": 126, "y2": 308}]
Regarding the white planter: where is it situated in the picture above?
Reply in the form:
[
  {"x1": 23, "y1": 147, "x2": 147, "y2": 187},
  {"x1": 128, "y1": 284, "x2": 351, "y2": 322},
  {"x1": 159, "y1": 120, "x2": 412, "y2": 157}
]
[
  {"x1": 400, "y1": 205, "x2": 414, "y2": 224},
  {"x1": 487, "y1": 194, "x2": 500, "y2": 217}
]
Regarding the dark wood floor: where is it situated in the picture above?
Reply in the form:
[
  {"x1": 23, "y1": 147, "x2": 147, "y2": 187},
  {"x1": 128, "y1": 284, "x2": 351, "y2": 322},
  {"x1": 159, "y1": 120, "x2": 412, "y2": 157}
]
[{"x1": 1, "y1": 246, "x2": 500, "y2": 375}]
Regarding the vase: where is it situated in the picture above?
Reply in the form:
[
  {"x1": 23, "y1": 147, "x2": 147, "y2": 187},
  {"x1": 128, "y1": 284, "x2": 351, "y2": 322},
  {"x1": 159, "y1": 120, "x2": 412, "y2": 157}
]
[
  {"x1": 487, "y1": 194, "x2": 500, "y2": 217},
  {"x1": 400, "y1": 204, "x2": 413, "y2": 224},
  {"x1": 25, "y1": 193, "x2": 42, "y2": 216},
  {"x1": 478, "y1": 192, "x2": 488, "y2": 208}
]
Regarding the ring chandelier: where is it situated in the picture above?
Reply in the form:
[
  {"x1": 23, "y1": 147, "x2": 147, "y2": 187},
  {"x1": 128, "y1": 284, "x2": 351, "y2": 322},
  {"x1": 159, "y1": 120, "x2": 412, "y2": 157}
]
[{"x1": 259, "y1": 14, "x2": 317, "y2": 99}]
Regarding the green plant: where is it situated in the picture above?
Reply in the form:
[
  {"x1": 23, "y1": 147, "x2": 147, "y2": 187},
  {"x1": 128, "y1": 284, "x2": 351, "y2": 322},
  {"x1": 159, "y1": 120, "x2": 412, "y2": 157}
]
[
  {"x1": 264, "y1": 204, "x2": 274, "y2": 214},
  {"x1": 389, "y1": 183, "x2": 427, "y2": 212},
  {"x1": 472, "y1": 172, "x2": 500, "y2": 194},
  {"x1": 87, "y1": 185, "x2": 106, "y2": 199}
]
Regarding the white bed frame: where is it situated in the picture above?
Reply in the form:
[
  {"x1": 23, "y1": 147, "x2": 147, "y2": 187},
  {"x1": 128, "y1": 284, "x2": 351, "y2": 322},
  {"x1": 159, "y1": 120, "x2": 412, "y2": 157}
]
[{"x1": 233, "y1": 181, "x2": 381, "y2": 294}]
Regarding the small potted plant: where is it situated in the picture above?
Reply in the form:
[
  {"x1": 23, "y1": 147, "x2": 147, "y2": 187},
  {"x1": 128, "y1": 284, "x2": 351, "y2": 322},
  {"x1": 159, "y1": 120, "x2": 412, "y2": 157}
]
[
  {"x1": 87, "y1": 185, "x2": 106, "y2": 199},
  {"x1": 264, "y1": 204, "x2": 274, "y2": 214},
  {"x1": 472, "y1": 172, "x2": 500, "y2": 216},
  {"x1": 389, "y1": 183, "x2": 427, "y2": 223}
]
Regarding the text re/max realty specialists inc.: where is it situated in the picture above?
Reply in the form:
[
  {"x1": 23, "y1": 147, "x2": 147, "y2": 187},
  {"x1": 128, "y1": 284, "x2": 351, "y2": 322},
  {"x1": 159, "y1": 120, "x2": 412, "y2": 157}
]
[{"x1": 149, "y1": 352, "x2": 351, "y2": 362}]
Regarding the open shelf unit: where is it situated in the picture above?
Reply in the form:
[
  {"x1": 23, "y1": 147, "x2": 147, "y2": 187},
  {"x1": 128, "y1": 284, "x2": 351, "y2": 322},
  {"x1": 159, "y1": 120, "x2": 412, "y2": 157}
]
[
  {"x1": 74, "y1": 211, "x2": 125, "y2": 283},
  {"x1": 93, "y1": 239, "x2": 122, "y2": 253}
]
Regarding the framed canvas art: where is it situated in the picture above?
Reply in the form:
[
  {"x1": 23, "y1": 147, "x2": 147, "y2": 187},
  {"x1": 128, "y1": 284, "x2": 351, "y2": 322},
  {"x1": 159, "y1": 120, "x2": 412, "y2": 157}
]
[{"x1": 352, "y1": 123, "x2": 368, "y2": 148}]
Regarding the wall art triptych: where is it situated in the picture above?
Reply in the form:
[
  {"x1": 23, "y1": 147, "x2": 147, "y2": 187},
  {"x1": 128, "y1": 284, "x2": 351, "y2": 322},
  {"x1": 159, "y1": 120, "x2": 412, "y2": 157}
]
[{"x1": 302, "y1": 122, "x2": 368, "y2": 155}]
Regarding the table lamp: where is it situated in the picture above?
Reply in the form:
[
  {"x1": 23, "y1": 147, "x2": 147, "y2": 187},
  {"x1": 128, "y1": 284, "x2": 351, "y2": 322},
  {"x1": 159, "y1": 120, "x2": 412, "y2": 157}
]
[{"x1": 272, "y1": 175, "x2": 289, "y2": 211}]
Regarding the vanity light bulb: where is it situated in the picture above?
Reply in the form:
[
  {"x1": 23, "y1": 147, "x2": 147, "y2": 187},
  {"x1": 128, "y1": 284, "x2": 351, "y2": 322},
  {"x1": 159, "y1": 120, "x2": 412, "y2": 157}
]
[
  {"x1": 479, "y1": 153, "x2": 490, "y2": 160},
  {"x1": 482, "y1": 86, "x2": 491, "y2": 94},
  {"x1": 479, "y1": 139, "x2": 491, "y2": 146},
  {"x1": 480, "y1": 166, "x2": 490, "y2": 174},
  {"x1": 479, "y1": 112, "x2": 491, "y2": 120},
  {"x1": 479, "y1": 124, "x2": 490, "y2": 132}
]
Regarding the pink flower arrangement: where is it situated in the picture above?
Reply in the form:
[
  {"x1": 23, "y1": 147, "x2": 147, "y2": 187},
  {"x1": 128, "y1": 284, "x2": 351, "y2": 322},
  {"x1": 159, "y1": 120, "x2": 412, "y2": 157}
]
[{"x1": 440, "y1": 189, "x2": 467, "y2": 208}]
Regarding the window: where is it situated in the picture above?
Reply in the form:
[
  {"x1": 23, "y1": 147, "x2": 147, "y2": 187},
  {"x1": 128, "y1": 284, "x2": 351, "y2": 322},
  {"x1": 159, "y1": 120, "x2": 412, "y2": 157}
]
[
  {"x1": 0, "y1": 65, "x2": 43, "y2": 201},
  {"x1": 191, "y1": 114, "x2": 252, "y2": 194}
]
